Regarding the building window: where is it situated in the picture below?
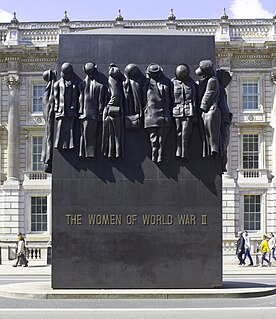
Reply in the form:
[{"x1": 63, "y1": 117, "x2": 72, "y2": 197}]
[
  {"x1": 31, "y1": 196, "x2": 47, "y2": 232},
  {"x1": 244, "y1": 195, "x2": 261, "y2": 231},
  {"x1": 242, "y1": 134, "x2": 259, "y2": 169},
  {"x1": 32, "y1": 136, "x2": 43, "y2": 171},
  {"x1": 32, "y1": 84, "x2": 45, "y2": 113},
  {"x1": 242, "y1": 79, "x2": 259, "y2": 110}
]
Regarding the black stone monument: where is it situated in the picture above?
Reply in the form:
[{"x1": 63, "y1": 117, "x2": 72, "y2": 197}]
[{"x1": 52, "y1": 30, "x2": 222, "y2": 289}]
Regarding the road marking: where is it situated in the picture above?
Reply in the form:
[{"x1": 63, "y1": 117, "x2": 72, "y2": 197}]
[{"x1": 0, "y1": 307, "x2": 275, "y2": 312}]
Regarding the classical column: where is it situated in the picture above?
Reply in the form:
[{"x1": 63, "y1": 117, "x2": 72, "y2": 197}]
[{"x1": 5, "y1": 74, "x2": 20, "y2": 180}]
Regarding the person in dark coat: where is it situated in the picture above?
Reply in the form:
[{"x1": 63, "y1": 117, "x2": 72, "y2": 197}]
[{"x1": 236, "y1": 231, "x2": 245, "y2": 266}]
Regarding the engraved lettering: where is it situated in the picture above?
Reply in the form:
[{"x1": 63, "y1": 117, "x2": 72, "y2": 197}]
[
  {"x1": 88, "y1": 214, "x2": 122, "y2": 225},
  {"x1": 177, "y1": 214, "x2": 196, "y2": 225},
  {"x1": 66, "y1": 214, "x2": 82, "y2": 225},
  {"x1": 201, "y1": 214, "x2": 208, "y2": 225},
  {"x1": 126, "y1": 215, "x2": 138, "y2": 225},
  {"x1": 142, "y1": 214, "x2": 173, "y2": 225}
]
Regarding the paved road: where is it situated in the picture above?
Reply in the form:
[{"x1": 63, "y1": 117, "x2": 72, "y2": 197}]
[
  {"x1": 0, "y1": 274, "x2": 275, "y2": 319},
  {"x1": 3, "y1": 307, "x2": 276, "y2": 319}
]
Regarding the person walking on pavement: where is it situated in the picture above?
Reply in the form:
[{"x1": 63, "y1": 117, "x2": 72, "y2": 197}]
[
  {"x1": 236, "y1": 231, "x2": 245, "y2": 266},
  {"x1": 268, "y1": 232, "x2": 276, "y2": 264},
  {"x1": 259, "y1": 234, "x2": 270, "y2": 267},
  {"x1": 243, "y1": 230, "x2": 253, "y2": 266},
  {"x1": 13, "y1": 233, "x2": 28, "y2": 267}
]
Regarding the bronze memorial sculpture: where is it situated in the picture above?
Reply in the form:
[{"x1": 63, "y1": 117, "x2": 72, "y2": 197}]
[
  {"x1": 216, "y1": 69, "x2": 232, "y2": 172},
  {"x1": 143, "y1": 63, "x2": 173, "y2": 163},
  {"x1": 196, "y1": 60, "x2": 221, "y2": 158},
  {"x1": 41, "y1": 69, "x2": 57, "y2": 173},
  {"x1": 50, "y1": 32, "x2": 225, "y2": 289},
  {"x1": 53, "y1": 62, "x2": 79, "y2": 150},
  {"x1": 171, "y1": 64, "x2": 198, "y2": 159},
  {"x1": 102, "y1": 63, "x2": 124, "y2": 158},
  {"x1": 43, "y1": 60, "x2": 232, "y2": 170},
  {"x1": 78, "y1": 62, "x2": 108, "y2": 158},
  {"x1": 123, "y1": 63, "x2": 145, "y2": 130}
]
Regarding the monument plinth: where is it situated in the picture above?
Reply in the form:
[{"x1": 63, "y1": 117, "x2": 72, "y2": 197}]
[{"x1": 51, "y1": 30, "x2": 222, "y2": 289}]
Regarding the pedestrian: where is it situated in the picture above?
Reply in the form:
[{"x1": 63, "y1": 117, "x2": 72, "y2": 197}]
[
  {"x1": 13, "y1": 233, "x2": 28, "y2": 267},
  {"x1": 268, "y1": 232, "x2": 276, "y2": 264},
  {"x1": 243, "y1": 230, "x2": 253, "y2": 266},
  {"x1": 236, "y1": 231, "x2": 245, "y2": 266},
  {"x1": 259, "y1": 235, "x2": 270, "y2": 267}
]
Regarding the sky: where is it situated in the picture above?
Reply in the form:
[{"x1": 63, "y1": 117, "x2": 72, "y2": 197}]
[{"x1": 0, "y1": 0, "x2": 275, "y2": 22}]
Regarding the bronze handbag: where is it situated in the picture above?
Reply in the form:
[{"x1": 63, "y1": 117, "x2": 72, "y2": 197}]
[{"x1": 125, "y1": 114, "x2": 141, "y2": 130}]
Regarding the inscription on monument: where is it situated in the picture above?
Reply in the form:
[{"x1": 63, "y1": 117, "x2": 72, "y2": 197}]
[{"x1": 65, "y1": 213, "x2": 208, "y2": 226}]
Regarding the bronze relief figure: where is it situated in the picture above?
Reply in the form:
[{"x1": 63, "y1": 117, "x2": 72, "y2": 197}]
[
  {"x1": 143, "y1": 63, "x2": 173, "y2": 163},
  {"x1": 78, "y1": 62, "x2": 107, "y2": 158},
  {"x1": 171, "y1": 64, "x2": 197, "y2": 159},
  {"x1": 54, "y1": 62, "x2": 79, "y2": 150},
  {"x1": 102, "y1": 63, "x2": 124, "y2": 158}
]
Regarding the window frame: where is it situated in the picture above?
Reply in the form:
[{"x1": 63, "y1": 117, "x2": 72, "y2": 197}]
[
  {"x1": 239, "y1": 130, "x2": 265, "y2": 171},
  {"x1": 28, "y1": 80, "x2": 46, "y2": 115},
  {"x1": 30, "y1": 195, "x2": 48, "y2": 233},
  {"x1": 242, "y1": 78, "x2": 259, "y2": 111},
  {"x1": 31, "y1": 135, "x2": 43, "y2": 172},
  {"x1": 240, "y1": 191, "x2": 266, "y2": 234},
  {"x1": 25, "y1": 131, "x2": 44, "y2": 172},
  {"x1": 242, "y1": 133, "x2": 259, "y2": 170},
  {"x1": 243, "y1": 194, "x2": 261, "y2": 231},
  {"x1": 239, "y1": 75, "x2": 264, "y2": 113}
]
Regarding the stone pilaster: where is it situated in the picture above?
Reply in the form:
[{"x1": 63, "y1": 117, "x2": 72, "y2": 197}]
[{"x1": 4, "y1": 74, "x2": 20, "y2": 181}]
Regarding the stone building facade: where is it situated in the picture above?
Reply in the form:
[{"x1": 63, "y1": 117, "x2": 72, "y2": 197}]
[{"x1": 0, "y1": 10, "x2": 275, "y2": 264}]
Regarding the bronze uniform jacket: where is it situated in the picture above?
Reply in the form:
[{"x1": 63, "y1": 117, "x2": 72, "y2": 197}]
[{"x1": 172, "y1": 77, "x2": 197, "y2": 118}]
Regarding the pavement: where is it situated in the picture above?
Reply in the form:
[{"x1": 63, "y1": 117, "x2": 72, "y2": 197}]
[{"x1": 0, "y1": 262, "x2": 275, "y2": 299}]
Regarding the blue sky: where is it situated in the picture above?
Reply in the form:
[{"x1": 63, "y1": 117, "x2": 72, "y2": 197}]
[{"x1": 0, "y1": 0, "x2": 275, "y2": 22}]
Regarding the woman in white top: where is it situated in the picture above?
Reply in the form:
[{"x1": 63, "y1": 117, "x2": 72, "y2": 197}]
[
  {"x1": 13, "y1": 233, "x2": 28, "y2": 267},
  {"x1": 242, "y1": 231, "x2": 253, "y2": 266}
]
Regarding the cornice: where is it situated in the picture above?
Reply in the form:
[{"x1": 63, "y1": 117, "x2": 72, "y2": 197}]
[
  {"x1": 231, "y1": 59, "x2": 271, "y2": 68},
  {"x1": 233, "y1": 121, "x2": 270, "y2": 128}
]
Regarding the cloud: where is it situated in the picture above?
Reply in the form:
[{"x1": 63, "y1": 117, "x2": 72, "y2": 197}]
[
  {"x1": 0, "y1": 8, "x2": 13, "y2": 22},
  {"x1": 230, "y1": 0, "x2": 273, "y2": 18}
]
